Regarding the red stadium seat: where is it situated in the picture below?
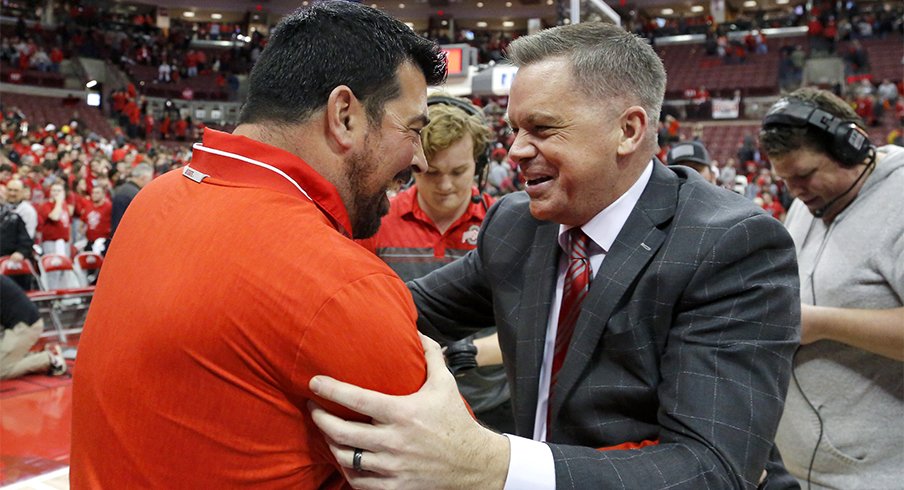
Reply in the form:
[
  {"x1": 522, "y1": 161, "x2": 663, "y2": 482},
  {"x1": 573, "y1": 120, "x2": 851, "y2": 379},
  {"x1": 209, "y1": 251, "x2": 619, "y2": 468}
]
[
  {"x1": 73, "y1": 252, "x2": 104, "y2": 286},
  {"x1": 38, "y1": 254, "x2": 83, "y2": 290},
  {"x1": 0, "y1": 255, "x2": 43, "y2": 290}
]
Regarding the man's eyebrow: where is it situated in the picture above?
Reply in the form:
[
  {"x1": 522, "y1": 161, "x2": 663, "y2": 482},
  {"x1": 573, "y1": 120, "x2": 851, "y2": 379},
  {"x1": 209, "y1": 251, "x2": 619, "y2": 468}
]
[{"x1": 503, "y1": 113, "x2": 561, "y2": 128}]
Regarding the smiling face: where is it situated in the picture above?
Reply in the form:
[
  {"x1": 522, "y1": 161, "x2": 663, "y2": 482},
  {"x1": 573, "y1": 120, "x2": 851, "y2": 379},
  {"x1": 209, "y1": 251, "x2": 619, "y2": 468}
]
[
  {"x1": 414, "y1": 134, "x2": 476, "y2": 224},
  {"x1": 507, "y1": 57, "x2": 647, "y2": 226},
  {"x1": 346, "y1": 62, "x2": 429, "y2": 239}
]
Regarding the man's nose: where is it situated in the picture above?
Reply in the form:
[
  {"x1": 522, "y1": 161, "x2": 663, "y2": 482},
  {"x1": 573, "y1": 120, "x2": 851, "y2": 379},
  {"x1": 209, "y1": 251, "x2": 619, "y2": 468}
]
[
  {"x1": 411, "y1": 146, "x2": 428, "y2": 174},
  {"x1": 507, "y1": 131, "x2": 535, "y2": 165}
]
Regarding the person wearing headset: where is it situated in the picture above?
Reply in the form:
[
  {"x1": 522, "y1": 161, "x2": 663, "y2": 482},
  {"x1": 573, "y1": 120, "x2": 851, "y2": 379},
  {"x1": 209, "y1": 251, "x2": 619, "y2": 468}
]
[
  {"x1": 359, "y1": 95, "x2": 514, "y2": 433},
  {"x1": 760, "y1": 87, "x2": 904, "y2": 489}
]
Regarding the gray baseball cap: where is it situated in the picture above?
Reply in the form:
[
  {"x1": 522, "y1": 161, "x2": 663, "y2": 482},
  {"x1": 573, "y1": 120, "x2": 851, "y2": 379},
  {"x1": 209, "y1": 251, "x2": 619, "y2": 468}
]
[{"x1": 667, "y1": 141, "x2": 712, "y2": 167}]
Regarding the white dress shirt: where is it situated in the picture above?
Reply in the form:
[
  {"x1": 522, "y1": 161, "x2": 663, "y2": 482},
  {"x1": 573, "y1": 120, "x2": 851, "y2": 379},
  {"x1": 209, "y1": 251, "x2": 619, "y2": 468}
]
[
  {"x1": 503, "y1": 161, "x2": 654, "y2": 489},
  {"x1": 15, "y1": 201, "x2": 38, "y2": 239}
]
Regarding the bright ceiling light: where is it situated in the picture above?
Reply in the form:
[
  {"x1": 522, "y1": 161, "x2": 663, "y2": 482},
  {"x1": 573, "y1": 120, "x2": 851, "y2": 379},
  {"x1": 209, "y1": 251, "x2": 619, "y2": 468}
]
[
  {"x1": 690, "y1": 6, "x2": 704, "y2": 13},
  {"x1": 503, "y1": 21, "x2": 514, "y2": 27},
  {"x1": 477, "y1": 21, "x2": 488, "y2": 27},
  {"x1": 505, "y1": 1, "x2": 512, "y2": 6},
  {"x1": 477, "y1": 2, "x2": 484, "y2": 7},
  {"x1": 211, "y1": 13, "x2": 222, "y2": 20},
  {"x1": 743, "y1": 0, "x2": 757, "y2": 7},
  {"x1": 661, "y1": 8, "x2": 674, "y2": 15},
  {"x1": 182, "y1": 11, "x2": 195, "y2": 18}
]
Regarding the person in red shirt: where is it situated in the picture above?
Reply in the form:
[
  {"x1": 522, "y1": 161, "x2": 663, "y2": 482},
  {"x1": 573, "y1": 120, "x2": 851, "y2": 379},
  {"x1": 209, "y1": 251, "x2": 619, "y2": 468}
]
[
  {"x1": 70, "y1": 3, "x2": 448, "y2": 488},
  {"x1": 37, "y1": 182, "x2": 72, "y2": 289},
  {"x1": 174, "y1": 116, "x2": 188, "y2": 141},
  {"x1": 37, "y1": 182, "x2": 71, "y2": 255},
  {"x1": 78, "y1": 185, "x2": 111, "y2": 253},
  {"x1": 758, "y1": 190, "x2": 785, "y2": 221},
  {"x1": 360, "y1": 97, "x2": 512, "y2": 432},
  {"x1": 159, "y1": 114, "x2": 171, "y2": 140}
]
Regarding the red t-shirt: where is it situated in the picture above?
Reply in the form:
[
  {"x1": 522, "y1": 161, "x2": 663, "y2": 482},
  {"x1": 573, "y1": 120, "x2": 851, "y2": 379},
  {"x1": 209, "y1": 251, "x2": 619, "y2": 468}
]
[
  {"x1": 38, "y1": 201, "x2": 71, "y2": 241},
  {"x1": 79, "y1": 199, "x2": 112, "y2": 242}
]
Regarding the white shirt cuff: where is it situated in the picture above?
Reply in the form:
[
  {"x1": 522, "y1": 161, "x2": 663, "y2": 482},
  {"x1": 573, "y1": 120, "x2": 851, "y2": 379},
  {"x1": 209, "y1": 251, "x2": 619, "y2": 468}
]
[{"x1": 502, "y1": 434, "x2": 556, "y2": 490}]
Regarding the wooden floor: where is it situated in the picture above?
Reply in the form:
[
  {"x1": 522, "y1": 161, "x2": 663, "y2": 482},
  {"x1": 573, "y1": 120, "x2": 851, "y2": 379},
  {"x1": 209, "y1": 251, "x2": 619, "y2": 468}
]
[{"x1": 1, "y1": 352, "x2": 75, "y2": 489}]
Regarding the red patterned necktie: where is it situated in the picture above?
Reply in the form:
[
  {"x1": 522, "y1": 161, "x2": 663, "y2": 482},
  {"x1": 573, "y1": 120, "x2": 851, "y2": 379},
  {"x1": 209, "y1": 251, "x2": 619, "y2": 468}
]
[{"x1": 549, "y1": 228, "x2": 592, "y2": 400}]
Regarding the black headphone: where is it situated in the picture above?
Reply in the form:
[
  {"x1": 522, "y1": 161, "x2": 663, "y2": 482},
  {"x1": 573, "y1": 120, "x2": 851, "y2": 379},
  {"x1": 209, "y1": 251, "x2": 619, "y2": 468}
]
[
  {"x1": 426, "y1": 95, "x2": 493, "y2": 202},
  {"x1": 762, "y1": 99, "x2": 873, "y2": 168}
]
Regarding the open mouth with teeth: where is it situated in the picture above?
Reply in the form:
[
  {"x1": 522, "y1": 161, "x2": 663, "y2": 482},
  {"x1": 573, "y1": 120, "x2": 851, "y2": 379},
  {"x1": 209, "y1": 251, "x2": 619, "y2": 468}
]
[{"x1": 526, "y1": 176, "x2": 553, "y2": 186}]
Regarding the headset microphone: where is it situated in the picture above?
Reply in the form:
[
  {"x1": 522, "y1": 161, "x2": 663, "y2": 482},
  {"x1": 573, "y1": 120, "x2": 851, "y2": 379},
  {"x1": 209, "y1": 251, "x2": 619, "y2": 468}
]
[{"x1": 811, "y1": 155, "x2": 875, "y2": 219}]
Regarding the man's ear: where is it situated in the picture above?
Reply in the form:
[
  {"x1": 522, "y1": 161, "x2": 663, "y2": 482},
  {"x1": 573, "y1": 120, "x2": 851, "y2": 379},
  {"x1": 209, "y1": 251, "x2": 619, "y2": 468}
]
[
  {"x1": 325, "y1": 85, "x2": 366, "y2": 151},
  {"x1": 617, "y1": 106, "x2": 648, "y2": 156}
]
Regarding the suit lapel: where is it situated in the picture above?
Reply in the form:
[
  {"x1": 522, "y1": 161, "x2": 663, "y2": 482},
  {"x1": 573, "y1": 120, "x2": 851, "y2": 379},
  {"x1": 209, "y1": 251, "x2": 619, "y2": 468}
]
[
  {"x1": 513, "y1": 220, "x2": 560, "y2": 436},
  {"x1": 550, "y1": 163, "x2": 679, "y2": 426}
]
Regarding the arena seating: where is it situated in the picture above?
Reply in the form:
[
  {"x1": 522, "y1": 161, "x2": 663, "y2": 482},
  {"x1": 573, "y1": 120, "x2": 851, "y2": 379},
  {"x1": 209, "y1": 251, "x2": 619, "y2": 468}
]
[
  {"x1": 0, "y1": 61, "x2": 65, "y2": 88},
  {"x1": 0, "y1": 91, "x2": 115, "y2": 139}
]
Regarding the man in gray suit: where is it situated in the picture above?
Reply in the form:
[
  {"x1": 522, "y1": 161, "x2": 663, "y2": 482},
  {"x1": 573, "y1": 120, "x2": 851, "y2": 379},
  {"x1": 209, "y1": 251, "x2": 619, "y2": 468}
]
[{"x1": 309, "y1": 22, "x2": 800, "y2": 489}]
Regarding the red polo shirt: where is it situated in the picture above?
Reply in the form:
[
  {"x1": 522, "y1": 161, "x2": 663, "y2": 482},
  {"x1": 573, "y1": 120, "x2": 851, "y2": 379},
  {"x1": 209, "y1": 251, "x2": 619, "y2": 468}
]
[
  {"x1": 360, "y1": 185, "x2": 493, "y2": 282},
  {"x1": 71, "y1": 129, "x2": 427, "y2": 489}
]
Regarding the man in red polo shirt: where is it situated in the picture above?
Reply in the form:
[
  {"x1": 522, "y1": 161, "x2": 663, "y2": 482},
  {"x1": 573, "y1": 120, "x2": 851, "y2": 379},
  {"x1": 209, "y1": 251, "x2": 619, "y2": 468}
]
[{"x1": 70, "y1": 3, "x2": 447, "y2": 488}]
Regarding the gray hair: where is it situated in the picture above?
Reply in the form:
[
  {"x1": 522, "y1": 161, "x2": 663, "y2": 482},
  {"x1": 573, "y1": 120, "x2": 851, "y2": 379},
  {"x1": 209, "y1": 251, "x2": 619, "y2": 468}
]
[
  {"x1": 131, "y1": 163, "x2": 153, "y2": 179},
  {"x1": 507, "y1": 22, "x2": 666, "y2": 139}
]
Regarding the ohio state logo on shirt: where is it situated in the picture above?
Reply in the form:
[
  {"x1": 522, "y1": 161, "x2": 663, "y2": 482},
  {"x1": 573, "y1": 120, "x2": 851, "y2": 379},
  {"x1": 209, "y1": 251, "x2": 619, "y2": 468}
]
[
  {"x1": 461, "y1": 225, "x2": 480, "y2": 246},
  {"x1": 87, "y1": 210, "x2": 101, "y2": 229}
]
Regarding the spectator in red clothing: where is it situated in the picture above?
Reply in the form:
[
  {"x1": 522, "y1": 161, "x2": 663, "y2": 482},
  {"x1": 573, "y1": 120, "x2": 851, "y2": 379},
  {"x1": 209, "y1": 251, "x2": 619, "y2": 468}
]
[
  {"x1": 758, "y1": 190, "x2": 785, "y2": 221},
  {"x1": 49, "y1": 46, "x2": 63, "y2": 72},
  {"x1": 143, "y1": 113, "x2": 155, "y2": 139},
  {"x1": 78, "y1": 185, "x2": 111, "y2": 253},
  {"x1": 174, "y1": 117, "x2": 188, "y2": 141},
  {"x1": 854, "y1": 93, "x2": 877, "y2": 126},
  {"x1": 159, "y1": 114, "x2": 171, "y2": 140},
  {"x1": 185, "y1": 49, "x2": 199, "y2": 78},
  {"x1": 37, "y1": 182, "x2": 72, "y2": 288}
]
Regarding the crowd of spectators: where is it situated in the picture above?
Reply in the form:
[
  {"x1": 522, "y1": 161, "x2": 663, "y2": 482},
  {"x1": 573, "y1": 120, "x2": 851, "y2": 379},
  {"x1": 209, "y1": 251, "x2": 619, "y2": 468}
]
[
  {"x1": 0, "y1": 104, "x2": 191, "y2": 283},
  {"x1": 2, "y1": 1, "x2": 900, "y2": 266}
]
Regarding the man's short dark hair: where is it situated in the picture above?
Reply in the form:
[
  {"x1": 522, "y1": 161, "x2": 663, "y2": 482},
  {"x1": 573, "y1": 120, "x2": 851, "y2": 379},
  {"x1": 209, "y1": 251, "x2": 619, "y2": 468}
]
[{"x1": 239, "y1": 1, "x2": 446, "y2": 127}]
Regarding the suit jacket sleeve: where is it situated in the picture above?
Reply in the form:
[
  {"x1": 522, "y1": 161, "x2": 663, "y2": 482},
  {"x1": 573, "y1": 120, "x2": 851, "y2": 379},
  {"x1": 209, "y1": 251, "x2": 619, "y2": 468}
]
[
  {"x1": 409, "y1": 204, "x2": 500, "y2": 344},
  {"x1": 549, "y1": 212, "x2": 800, "y2": 489}
]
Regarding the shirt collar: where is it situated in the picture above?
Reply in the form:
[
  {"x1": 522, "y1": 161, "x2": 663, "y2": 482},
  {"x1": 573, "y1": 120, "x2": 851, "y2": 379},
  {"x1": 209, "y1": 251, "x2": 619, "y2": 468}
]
[
  {"x1": 187, "y1": 129, "x2": 352, "y2": 237},
  {"x1": 558, "y1": 160, "x2": 654, "y2": 254},
  {"x1": 399, "y1": 185, "x2": 488, "y2": 226}
]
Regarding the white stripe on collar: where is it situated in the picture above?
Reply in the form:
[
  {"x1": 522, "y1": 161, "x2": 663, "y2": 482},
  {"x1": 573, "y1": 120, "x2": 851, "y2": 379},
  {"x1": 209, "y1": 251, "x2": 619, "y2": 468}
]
[{"x1": 189, "y1": 142, "x2": 314, "y2": 202}]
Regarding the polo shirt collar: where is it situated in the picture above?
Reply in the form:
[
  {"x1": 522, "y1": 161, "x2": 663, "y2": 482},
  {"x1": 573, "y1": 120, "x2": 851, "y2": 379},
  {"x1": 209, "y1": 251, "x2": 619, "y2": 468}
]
[
  {"x1": 400, "y1": 185, "x2": 488, "y2": 227},
  {"x1": 188, "y1": 129, "x2": 352, "y2": 237}
]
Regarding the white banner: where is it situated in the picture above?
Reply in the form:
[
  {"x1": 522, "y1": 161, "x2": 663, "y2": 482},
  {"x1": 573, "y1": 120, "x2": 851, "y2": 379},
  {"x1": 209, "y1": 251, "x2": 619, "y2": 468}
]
[{"x1": 711, "y1": 98, "x2": 740, "y2": 119}]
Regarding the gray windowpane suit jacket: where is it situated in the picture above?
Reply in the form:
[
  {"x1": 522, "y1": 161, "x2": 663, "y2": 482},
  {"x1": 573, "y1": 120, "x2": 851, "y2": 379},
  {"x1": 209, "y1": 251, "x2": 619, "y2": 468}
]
[{"x1": 411, "y1": 163, "x2": 801, "y2": 489}]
